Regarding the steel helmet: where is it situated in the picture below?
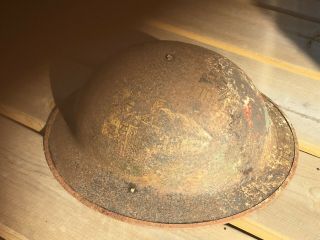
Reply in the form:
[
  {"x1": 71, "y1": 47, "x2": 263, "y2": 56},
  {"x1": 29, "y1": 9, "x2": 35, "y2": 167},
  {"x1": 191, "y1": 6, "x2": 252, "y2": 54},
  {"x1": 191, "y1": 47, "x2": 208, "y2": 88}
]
[{"x1": 44, "y1": 41, "x2": 298, "y2": 225}]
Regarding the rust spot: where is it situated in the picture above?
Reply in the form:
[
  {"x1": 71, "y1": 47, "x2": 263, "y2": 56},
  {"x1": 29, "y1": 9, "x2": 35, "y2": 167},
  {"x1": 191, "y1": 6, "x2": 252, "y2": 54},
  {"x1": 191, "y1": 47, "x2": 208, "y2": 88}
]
[{"x1": 243, "y1": 103, "x2": 253, "y2": 128}]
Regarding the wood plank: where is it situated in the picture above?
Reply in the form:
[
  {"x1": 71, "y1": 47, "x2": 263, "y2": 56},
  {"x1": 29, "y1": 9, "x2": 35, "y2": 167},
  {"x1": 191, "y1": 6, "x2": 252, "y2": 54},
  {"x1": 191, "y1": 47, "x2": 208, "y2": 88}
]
[
  {"x1": 0, "y1": 2, "x2": 319, "y2": 237},
  {"x1": 0, "y1": 116, "x2": 254, "y2": 240},
  {"x1": 256, "y1": 0, "x2": 320, "y2": 23},
  {"x1": 0, "y1": 30, "x2": 155, "y2": 132},
  {"x1": 142, "y1": 24, "x2": 320, "y2": 157},
  {"x1": 254, "y1": 0, "x2": 320, "y2": 56},
  {"x1": 152, "y1": 0, "x2": 320, "y2": 75},
  {"x1": 1, "y1": 28, "x2": 320, "y2": 158},
  {"x1": 0, "y1": 104, "x2": 44, "y2": 132},
  {"x1": 1, "y1": 1, "x2": 319, "y2": 159},
  {"x1": 0, "y1": 222, "x2": 29, "y2": 240},
  {"x1": 0, "y1": 63, "x2": 53, "y2": 132},
  {"x1": 1, "y1": 114, "x2": 320, "y2": 240}
]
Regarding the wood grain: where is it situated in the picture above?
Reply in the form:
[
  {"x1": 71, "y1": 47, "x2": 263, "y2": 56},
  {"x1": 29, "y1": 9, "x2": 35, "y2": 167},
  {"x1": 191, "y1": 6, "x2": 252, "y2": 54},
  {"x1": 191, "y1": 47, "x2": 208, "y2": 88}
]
[
  {"x1": 1, "y1": 114, "x2": 320, "y2": 240},
  {"x1": 0, "y1": 30, "x2": 155, "y2": 133},
  {"x1": 1, "y1": 0, "x2": 319, "y2": 158},
  {"x1": 0, "y1": 222, "x2": 29, "y2": 240},
  {"x1": 0, "y1": 63, "x2": 53, "y2": 132},
  {"x1": 0, "y1": 116, "x2": 253, "y2": 240},
  {"x1": 0, "y1": 104, "x2": 44, "y2": 132},
  {"x1": 257, "y1": 0, "x2": 320, "y2": 23},
  {"x1": 152, "y1": 0, "x2": 320, "y2": 73}
]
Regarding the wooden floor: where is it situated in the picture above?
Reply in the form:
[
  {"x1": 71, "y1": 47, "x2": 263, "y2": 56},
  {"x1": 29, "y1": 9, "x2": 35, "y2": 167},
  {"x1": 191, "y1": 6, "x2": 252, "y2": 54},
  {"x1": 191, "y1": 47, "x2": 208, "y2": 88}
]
[
  {"x1": 0, "y1": 116, "x2": 253, "y2": 240},
  {"x1": 0, "y1": 0, "x2": 319, "y2": 239}
]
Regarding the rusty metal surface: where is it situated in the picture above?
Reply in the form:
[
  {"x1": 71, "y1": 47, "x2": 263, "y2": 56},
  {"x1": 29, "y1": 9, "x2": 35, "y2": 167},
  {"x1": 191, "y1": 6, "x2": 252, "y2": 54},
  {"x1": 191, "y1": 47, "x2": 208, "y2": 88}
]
[{"x1": 44, "y1": 41, "x2": 298, "y2": 225}]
